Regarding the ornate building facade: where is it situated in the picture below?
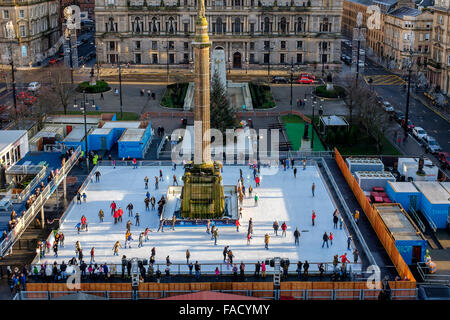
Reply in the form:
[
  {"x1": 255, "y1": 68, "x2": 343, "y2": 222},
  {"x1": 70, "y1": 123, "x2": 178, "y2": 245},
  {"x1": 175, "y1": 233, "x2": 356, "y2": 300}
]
[
  {"x1": 0, "y1": 0, "x2": 60, "y2": 66},
  {"x1": 94, "y1": 0, "x2": 343, "y2": 71}
]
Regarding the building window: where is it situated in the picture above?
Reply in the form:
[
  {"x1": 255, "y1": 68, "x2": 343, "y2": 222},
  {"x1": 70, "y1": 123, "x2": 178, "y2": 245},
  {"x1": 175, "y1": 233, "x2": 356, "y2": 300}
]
[
  {"x1": 183, "y1": 53, "x2": 189, "y2": 63},
  {"x1": 249, "y1": 53, "x2": 255, "y2": 63},
  {"x1": 107, "y1": 17, "x2": 117, "y2": 32},
  {"x1": 216, "y1": 17, "x2": 224, "y2": 33},
  {"x1": 264, "y1": 53, "x2": 269, "y2": 63},
  {"x1": 132, "y1": 17, "x2": 142, "y2": 33},
  {"x1": 3, "y1": 10, "x2": 9, "y2": 19},
  {"x1": 233, "y1": 18, "x2": 241, "y2": 33},
  {"x1": 152, "y1": 53, "x2": 158, "y2": 64},
  {"x1": 296, "y1": 17, "x2": 304, "y2": 32},
  {"x1": 280, "y1": 53, "x2": 285, "y2": 64},
  {"x1": 167, "y1": 17, "x2": 176, "y2": 34},
  {"x1": 169, "y1": 41, "x2": 174, "y2": 50},
  {"x1": 264, "y1": 41, "x2": 270, "y2": 50},
  {"x1": 296, "y1": 53, "x2": 302, "y2": 64},
  {"x1": 109, "y1": 41, "x2": 115, "y2": 50},
  {"x1": 169, "y1": 53, "x2": 175, "y2": 64},
  {"x1": 297, "y1": 41, "x2": 303, "y2": 49},
  {"x1": 184, "y1": 42, "x2": 189, "y2": 50},
  {"x1": 425, "y1": 33, "x2": 429, "y2": 40},
  {"x1": 151, "y1": 17, "x2": 159, "y2": 34},
  {"x1": 135, "y1": 53, "x2": 141, "y2": 64},
  {"x1": 184, "y1": 23, "x2": 189, "y2": 33},
  {"x1": 424, "y1": 45, "x2": 428, "y2": 52},
  {"x1": 281, "y1": 41, "x2": 286, "y2": 50},
  {"x1": 135, "y1": 41, "x2": 141, "y2": 50},
  {"x1": 19, "y1": 25, "x2": 26, "y2": 37},
  {"x1": 250, "y1": 42, "x2": 255, "y2": 50},
  {"x1": 263, "y1": 17, "x2": 271, "y2": 33},
  {"x1": 152, "y1": 41, "x2": 157, "y2": 50},
  {"x1": 320, "y1": 17, "x2": 330, "y2": 32},
  {"x1": 19, "y1": 10, "x2": 24, "y2": 18},
  {"x1": 279, "y1": 17, "x2": 287, "y2": 34},
  {"x1": 250, "y1": 23, "x2": 254, "y2": 33}
]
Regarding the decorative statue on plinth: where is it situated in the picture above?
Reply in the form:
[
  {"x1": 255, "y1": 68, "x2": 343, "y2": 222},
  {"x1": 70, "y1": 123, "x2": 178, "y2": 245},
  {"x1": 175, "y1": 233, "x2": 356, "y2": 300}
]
[
  {"x1": 89, "y1": 67, "x2": 96, "y2": 86},
  {"x1": 303, "y1": 123, "x2": 310, "y2": 140},
  {"x1": 180, "y1": 0, "x2": 225, "y2": 219}
]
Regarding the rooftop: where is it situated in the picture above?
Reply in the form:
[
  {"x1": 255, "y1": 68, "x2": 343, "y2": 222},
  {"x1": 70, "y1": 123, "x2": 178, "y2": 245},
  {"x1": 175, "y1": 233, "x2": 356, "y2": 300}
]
[
  {"x1": 102, "y1": 121, "x2": 141, "y2": 129},
  {"x1": 414, "y1": 181, "x2": 450, "y2": 205},
  {"x1": 389, "y1": 6, "x2": 422, "y2": 18},
  {"x1": 91, "y1": 128, "x2": 113, "y2": 135},
  {"x1": 374, "y1": 204, "x2": 423, "y2": 241},
  {"x1": 63, "y1": 127, "x2": 87, "y2": 142},
  {"x1": 118, "y1": 128, "x2": 145, "y2": 142},
  {"x1": 388, "y1": 181, "x2": 420, "y2": 193},
  {"x1": 441, "y1": 182, "x2": 450, "y2": 194},
  {"x1": 0, "y1": 130, "x2": 27, "y2": 153},
  {"x1": 320, "y1": 115, "x2": 349, "y2": 126}
]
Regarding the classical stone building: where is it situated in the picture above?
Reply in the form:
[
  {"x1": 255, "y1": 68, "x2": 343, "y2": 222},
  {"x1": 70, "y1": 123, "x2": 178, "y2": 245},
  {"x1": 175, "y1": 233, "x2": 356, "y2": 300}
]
[
  {"x1": 94, "y1": 0, "x2": 343, "y2": 71},
  {"x1": 427, "y1": 0, "x2": 450, "y2": 95},
  {"x1": 0, "y1": 0, "x2": 60, "y2": 66},
  {"x1": 383, "y1": 6, "x2": 433, "y2": 70}
]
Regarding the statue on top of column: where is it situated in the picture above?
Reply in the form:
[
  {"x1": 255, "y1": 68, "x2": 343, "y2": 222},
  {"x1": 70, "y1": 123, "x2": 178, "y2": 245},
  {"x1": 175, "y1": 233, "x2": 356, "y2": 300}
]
[{"x1": 198, "y1": 0, "x2": 206, "y2": 18}]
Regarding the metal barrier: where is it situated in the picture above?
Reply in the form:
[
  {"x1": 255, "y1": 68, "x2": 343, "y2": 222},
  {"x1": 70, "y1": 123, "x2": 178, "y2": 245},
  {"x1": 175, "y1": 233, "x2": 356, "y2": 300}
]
[
  {"x1": 14, "y1": 288, "x2": 416, "y2": 300},
  {"x1": 408, "y1": 208, "x2": 426, "y2": 233},
  {"x1": 156, "y1": 136, "x2": 168, "y2": 160},
  {"x1": 320, "y1": 158, "x2": 378, "y2": 269},
  {"x1": 416, "y1": 262, "x2": 450, "y2": 285},
  {"x1": 0, "y1": 146, "x2": 81, "y2": 258},
  {"x1": 13, "y1": 165, "x2": 47, "y2": 204}
]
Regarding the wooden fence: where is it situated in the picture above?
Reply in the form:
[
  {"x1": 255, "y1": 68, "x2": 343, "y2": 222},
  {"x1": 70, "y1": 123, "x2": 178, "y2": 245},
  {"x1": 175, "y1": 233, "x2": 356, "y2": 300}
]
[
  {"x1": 334, "y1": 148, "x2": 416, "y2": 283},
  {"x1": 24, "y1": 280, "x2": 415, "y2": 300}
]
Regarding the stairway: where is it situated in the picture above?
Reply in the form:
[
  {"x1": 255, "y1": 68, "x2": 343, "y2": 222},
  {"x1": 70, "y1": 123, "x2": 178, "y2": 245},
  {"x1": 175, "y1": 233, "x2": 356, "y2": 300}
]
[{"x1": 273, "y1": 258, "x2": 281, "y2": 289}]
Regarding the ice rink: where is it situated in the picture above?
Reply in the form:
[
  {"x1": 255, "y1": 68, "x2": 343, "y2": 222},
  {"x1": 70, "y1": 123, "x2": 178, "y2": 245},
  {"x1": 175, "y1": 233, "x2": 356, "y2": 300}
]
[{"x1": 40, "y1": 164, "x2": 356, "y2": 270}]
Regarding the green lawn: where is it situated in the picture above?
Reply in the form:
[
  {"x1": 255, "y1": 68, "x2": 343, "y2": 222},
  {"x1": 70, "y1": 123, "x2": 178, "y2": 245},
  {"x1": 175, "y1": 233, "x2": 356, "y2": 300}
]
[
  {"x1": 336, "y1": 135, "x2": 402, "y2": 156},
  {"x1": 281, "y1": 115, "x2": 326, "y2": 151},
  {"x1": 53, "y1": 111, "x2": 140, "y2": 121}
]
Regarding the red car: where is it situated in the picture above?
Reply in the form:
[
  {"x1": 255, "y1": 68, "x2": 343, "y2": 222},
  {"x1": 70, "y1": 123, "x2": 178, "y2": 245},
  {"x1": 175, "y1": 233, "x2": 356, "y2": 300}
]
[
  {"x1": 299, "y1": 77, "x2": 314, "y2": 84},
  {"x1": 300, "y1": 73, "x2": 316, "y2": 80},
  {"x1": 438, "y1": 152, "x2": 450, "y2": 169},
  {"x1": 49, "y1": 58, "x2": 58, "y2": 65}
]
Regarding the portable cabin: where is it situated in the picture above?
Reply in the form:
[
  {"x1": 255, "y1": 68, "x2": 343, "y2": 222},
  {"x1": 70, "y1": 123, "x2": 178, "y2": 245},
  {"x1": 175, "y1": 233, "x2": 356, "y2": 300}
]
[{"x1": 413, "y1": 181, "x2": 450, "y2": 229}]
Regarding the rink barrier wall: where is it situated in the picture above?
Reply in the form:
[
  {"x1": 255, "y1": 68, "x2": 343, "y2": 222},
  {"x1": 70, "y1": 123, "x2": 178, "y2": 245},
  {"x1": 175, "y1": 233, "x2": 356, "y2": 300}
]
[
  {"x1": 21, "y1": 281, "x2": 416, "y2": 300},
  {"x1": 334, "y1": 148, "x2": 416, "y2": 283}
]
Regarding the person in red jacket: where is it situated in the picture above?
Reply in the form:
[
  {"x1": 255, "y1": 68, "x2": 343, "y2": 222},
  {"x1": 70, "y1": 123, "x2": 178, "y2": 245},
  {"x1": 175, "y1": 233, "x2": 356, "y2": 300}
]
[
  {"x1": 132, "y1": 158, "x2": 137, "y2": 169},
  {"x1": 110, "y1": 201, "x2": 117, "y2": 216},
  {"x1": 329, "y1": 232, "x2": 334, "y2": 246},
  {"x1": 312, "y1": 211, "x2": 316, "y2": 226},
  {"x1": 236, "y1": 219, "x2": 240, "y2": 232},
  {"x1": 81, "y1": 216, "x2": 87, "y2": 231},
  {"x1": 113, "y1": 210, "x2": 119, "y2": 224},
  {"x1": 340, "y1": 253, "x2": 351, "y2": 264},
  {"x1": 255, "y1": 176, "x2": 260, "y2": 187},
  {"x1": 281, "y1": 222, "x2": 287, "y2": 237},
  {"x1": 118, "y1": 207, "x2": 123, "y2": 223}
]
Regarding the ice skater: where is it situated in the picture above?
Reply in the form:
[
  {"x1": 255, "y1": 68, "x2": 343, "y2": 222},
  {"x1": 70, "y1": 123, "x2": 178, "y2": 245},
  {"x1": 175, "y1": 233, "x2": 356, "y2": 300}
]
[
  {"x1": 354, "y1": 210, "x2": 360, "y2": 224},
  {"x1": 294, "y1": 228, "x2": 301, "y2": 246},
  {"x1": 144, "y1": 176, "x2": 149, "y2": 189},
  {"x1": 312, "y1": 210, "x2": 316, "y2": 226},
  {"x1": 254, "y1": 194, "x2": 258, "y2": 206},
  {"x1": 246, "y1": 232, "x2": 251, "y2": 245},
  {"x1": 322, "y1": 232, "x2": 329, "y2": 248},
  {"x1": 150, "y1": 197, "x2": 156, "y2": 211},
  {"x1": 155, "y1": 176, "x2": 159, "y2": 190},
  {"x1": 281, "y1": 221, "x2": 287, "y2": 237},
  {"x1": 125, "y1": 232, "x2": 133, "y2": 248},
  {"x1": 264, "y1": 233, "x2": 270, "y2": 250},
  {"x1": 312, "y1": 182, "x2": 315, "y2": 197},
  {"x1": 171, "y1": 215, "x2": 176, "y2": 231},
  {"x1": 135, "y1": 212, "x2": 140, "y2": 226},
  {"x1": 213, "y1": 228, "x2": 219, "y2": 245},
  {"x1": 273, "y1": 220, "x2": 279, "y2": 236},
  {"x1": 333, "y1": 213, "x2": 339, "y2": 229},
  {"x1": 138, "y1": 233, "x2": 144, "y2": 248},
  {"x1": 186, "y1": 249, "x2": 190, "y2": 264},
  {"x1": 206, "y1": 220, "x2": 211, "y2": 234},
  {"x1": 340, "y1": 217, "x2": 343, "y2": 229},
  {"x1": 98, "y1": 209, "x2": 104, "y2": 222},
  {"x1": 144, "y1": 227, "x2": 151, "y2": 241},
  {"x1": 127, "y1": 202, "x2": 134, "y2": 217},
  {"x1": 157, "y1": 219, "x2": 165, "y2": 232},
  {"x1": 294, "y1": 167, "x2": 297, "y2": 178},
  {"x1": 76, "y1": 192, "x2": 82, "y2": 204},
  {"x1": 110, "y1": 201, "x2": 117, "y2": 215},
  {"x1": 303, "y1": 159, "x2": 306, "y2": 170},
  {"x1": 347, "y1": 236, "x2": 352, "y2": 250},
  {"x1": 95, "y1": 170, "x2": 101, "y2": 182},
  {"x1": 223, "y1": 246, "x2": 229, "y2": 262},
  {"x1": 236, "y1": 219, "x2": 240, "y2": 232},
  {"x1": 144, "y1": 197, "x2": 150, "y2": 211},
  {"x1": 112, "y1": 241, "x2": 121, "y2": 256},
  {"x1": 90, "y1": 247, "x2": 95, "y2": 263},
  {"x1": 329, "y1": 232, "x2": 334, "y2": 246},
  {"x1": 173, "y1": 175, "x2": 178, "y2": 186},
  {"x1": 159, "y1": 169, "x2": 164, "y2": 182}
]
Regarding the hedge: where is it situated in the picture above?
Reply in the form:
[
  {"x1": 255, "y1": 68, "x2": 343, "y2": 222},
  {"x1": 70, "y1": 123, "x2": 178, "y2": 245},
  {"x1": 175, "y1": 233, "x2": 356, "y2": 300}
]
[
  {"x1": 248, "y1": 82, "x2": 276, "y2": 109},
  {"x1": 77, "y1": 80, "x2": 110, "y2": 94},
  {"x1": 161, "y1": 83, "x2": 189, "y2": 108},
  {"x1": 314, "y1": 85, "x2": 346, "y2": 99}
]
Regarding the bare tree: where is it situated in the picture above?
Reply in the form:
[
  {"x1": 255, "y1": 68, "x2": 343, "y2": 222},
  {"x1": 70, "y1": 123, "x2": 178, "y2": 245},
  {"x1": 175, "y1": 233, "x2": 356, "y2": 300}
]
[
  {"x1": 39, "y1": 65, "x2": 77, "y2": 114},
  {"x1": 341, "y1": 73, "x2": 365, "y2": 125}
]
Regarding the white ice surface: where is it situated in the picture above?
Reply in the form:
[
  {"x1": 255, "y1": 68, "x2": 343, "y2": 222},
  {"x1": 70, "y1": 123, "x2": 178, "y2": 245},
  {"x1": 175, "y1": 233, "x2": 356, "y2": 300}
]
[{"x1": 39, "y1": 165, "x2": 357, "y2": 272}]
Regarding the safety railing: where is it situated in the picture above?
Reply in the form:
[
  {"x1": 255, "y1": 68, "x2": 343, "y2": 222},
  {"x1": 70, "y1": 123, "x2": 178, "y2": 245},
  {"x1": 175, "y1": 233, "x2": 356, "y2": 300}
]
[
  {"x1": 156, "y1": 136, "x2": 169, "y2": 160},
  {"x1": 12, "y1": 165, "x2": 47, "y2": 204},
  {"x1": 0, "y1": 146, "x2": 81, "y2": 258},
  {"x1": 416, "y1": 262, "x2": 450, "y2": 285},
  {"x1": 320, "y1": 157, "x2": 378, "y2": 269},
  {"x1": 14, "y1": 288, "x2": 416, "y2": 300},
  {"x1": 408, "y1": 208, "x2": 426, "y2": 233}
]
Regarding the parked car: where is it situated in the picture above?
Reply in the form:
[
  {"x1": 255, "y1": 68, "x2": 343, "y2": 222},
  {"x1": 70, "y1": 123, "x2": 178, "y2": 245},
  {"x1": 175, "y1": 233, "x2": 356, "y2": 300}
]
[
  {"x1": 412, "y1": 126, "x2": 427, "y2": 140},
  {"x1": 382, "y1": 101, "x2": 394, "y2": 112},
  {"x1": 271, "y1": 76, "x2": 288, "y2": 84},
  {"x1": 49, "y1": 58, "x2": 58, "y2": 65},
  {"x1": 341, "y1": 55, "x2": 351, "y2": 65},
  {"x1": 299, "y1": 73, "x2": 316, "y2": 80},
  {"x1": 358, "y1": 60, "x2": 365, "y2": 68},
  {"x1": 437, "y1": 152, "x2": 450, "y2": 169},
  {"x1": 376, "y1": 96, "x2": 384, "y2": 104},
  {"x1": 421, "y1": 136, "x2": 442, "y2": 154},
  {"x1": 299, "y1": 77, "x2": 314, "y2": 84},
  {"x1": 27, "y1": 81, "x2": 41, "y2": 92},
  {"x1": 401, "y1": 118, "x2": 415, "y2": 130}
]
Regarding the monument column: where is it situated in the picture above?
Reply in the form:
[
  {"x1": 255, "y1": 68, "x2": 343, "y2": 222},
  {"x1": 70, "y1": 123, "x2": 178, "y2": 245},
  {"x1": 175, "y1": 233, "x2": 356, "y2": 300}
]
[{"x1": 193, "y1": 0, "x2": 212, "y2": 164}]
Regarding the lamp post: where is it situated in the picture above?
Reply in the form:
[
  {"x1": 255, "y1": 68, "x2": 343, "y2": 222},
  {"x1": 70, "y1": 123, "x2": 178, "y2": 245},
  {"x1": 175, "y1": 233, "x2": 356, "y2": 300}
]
[
  {"x1": 311, "y1": 100, "x2": 317, "y2": 150},
  {"x1": 228, "y1": 58, "x2": 231, "y2": 74},
  {"x1": 164, "y1": 41, "x2": 170, "y2": 84},
  {"x1": 73, "y1": 91, "x2": 94, "y2": 172},
  {"x1": 6, "y1": 21, "x2": 18, "y2": 125},
  {"x1": 403, "y1": 48, "x2": 414, "y2": 137},
  {"x1": 117, "y1": 60, "x2": 123, "y2": 120},
  {"x1": 290, "y1": 57, "x2": 294, "y2": 114},
  {"x1": 320, "y1": 42, "x2": 325, "y2": 78},
  {"x1": 267, "y1": 44, "x2": 274, "y2": 80},
  {"x1": 64, "y1": 28, "x2": 74, "y2": 84}
]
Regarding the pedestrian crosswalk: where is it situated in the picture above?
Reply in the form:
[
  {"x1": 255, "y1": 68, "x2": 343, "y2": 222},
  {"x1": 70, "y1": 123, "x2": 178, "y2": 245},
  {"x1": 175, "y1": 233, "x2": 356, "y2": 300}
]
[{"x1": 364, "y1": 74, "x2": 406, "y2": 86}]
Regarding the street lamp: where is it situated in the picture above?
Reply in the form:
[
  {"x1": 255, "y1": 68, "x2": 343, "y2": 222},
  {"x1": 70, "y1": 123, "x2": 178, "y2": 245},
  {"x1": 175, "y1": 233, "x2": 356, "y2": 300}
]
[
  {"x1": 64, "y1": 28, "x2": 74, "y2": 84},
  {"x1": 311, "y1": 100, "x2": 317, "y2": 150},
  {"x1": 5, "y1": 21, "x2": 18, "y2": 125},
  {"x1": 290, "y1": 57, "x2": 294, "y2": 114},
  {"x1": 164, "y1": 41, "x2": 171, "y2": 83},
  {"x1": 266, "y1": 43, "x2": 274, "y2": 80},
  {"x1": 228, "y1": 58, "x2": 231, "y2": 74},
  {"x1": 117, "y1": 59, "x2": 123, "y2": 120},
  {"x1": 245, "y1": 58, "x2": 248, "y2": 74},
  {"x1": 403, "y1": 47, "x2": 414, "y2": 137},
  {"x1": 73, "y1": 91, "x2": 95, "y2": 172}
]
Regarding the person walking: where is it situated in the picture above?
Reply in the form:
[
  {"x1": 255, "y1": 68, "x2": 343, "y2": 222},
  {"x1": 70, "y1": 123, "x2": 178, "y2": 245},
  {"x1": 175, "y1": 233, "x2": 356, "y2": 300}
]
[
  {"x1": 95, "y1": 170, "x2": 101, "y2": 182},
  {"x1": 353, "y1": 249, "x2": 359, "y2": 263},
  {"x1": 255, "y1": 261, "x2": 261, "y2": 278},
  {"x1": 185, "y1": 249, "x2": 190, "y2": 264},
  {"x1": 264, "y1": 233, "x2": 270, "y2": 250},
  {"x1": 294, "y1": 167, "x2": 297, "y2": 178},
  {"x1": 347, "y1": 236, "x2": 352, "y2": 250},
  {"x1": 303, "y1": 261, "x2": 309, "y2": 277},
  {"x1": 294, "y1": 228, "x2": 301, "y2": 246},
  {"x1": 246, "y1": 232, "x2": 251, "y2": 245},
  {"x1": 261, "y1": 261, "x2": 266, "y2": 278},
  {"x1": 312, "y1": 211, "x2": 316, "y2": 226},
  {"x1": 236, "y1": 219, "x2": 240, "y2": 232},
  {"x1": 322, "y1": 232, "x2": 329, "y2": 248},
  {"x1": 98, "y1": 209, "x2": 104, "y2": 222},
  {"x1": 281, "y1": 221, "x2": 287, "y2": 237},
  {"x1": 90, "y1": 247, "x2": 95, "y2": 263},
  {"x1": 138, "y1": 233, "x2": 144, "y2": 248},
  {"x1": 296, "y1": 261, "x2": 303, "y2": 279},
  {"x1": 144, "y1": 176, "x2": 149, "y2": 189},
  {"x1": 171, "y1": 215, "x2": 176, "y2": 231},
  {"x1": 354, "y1": 210, "x2": 360, "y2": 224},
  {"x1": 329, "y1": 232, "x2": 334, "y2": 246},
  {"x1": 173, "y1": 175, "x2": 178, "y2": 186},
  {"x1": 194, "y1": 261, "x2": 201, "y2": 281},
  {"x1": 273, "y1": 220, "x2": 279, "y2": 236},
  {"x1": 312, "y1": 182, "x2": 315, "y2": 197}
]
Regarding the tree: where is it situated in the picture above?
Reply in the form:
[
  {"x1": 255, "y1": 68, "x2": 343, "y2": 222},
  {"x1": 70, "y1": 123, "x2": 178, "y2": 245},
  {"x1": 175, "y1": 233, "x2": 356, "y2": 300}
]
[
  {"x1": 40, "y1": 65, "x2": 76, "y2": 114},
  {"x1": 210, "y1": 71, "x2": 236, "y2": 133},
  {"x1": 341, "y1": 73, "x2": 365, "y2": 125}
]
